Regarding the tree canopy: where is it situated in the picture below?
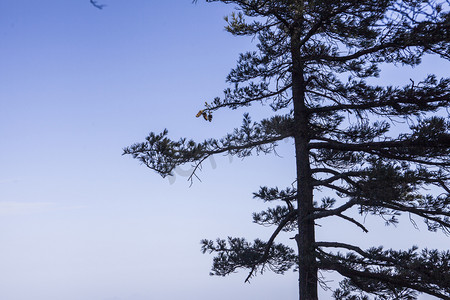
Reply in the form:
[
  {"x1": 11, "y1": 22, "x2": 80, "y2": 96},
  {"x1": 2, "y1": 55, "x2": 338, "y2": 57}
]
[{"x1": 124, "y1": 1, "x2": 450, "y2": 299}]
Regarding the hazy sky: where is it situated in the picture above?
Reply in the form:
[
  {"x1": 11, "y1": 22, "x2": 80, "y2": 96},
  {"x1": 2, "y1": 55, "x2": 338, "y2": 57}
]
[{"x1": 0, "y1": 1, "x2": 449, "y2": 300}]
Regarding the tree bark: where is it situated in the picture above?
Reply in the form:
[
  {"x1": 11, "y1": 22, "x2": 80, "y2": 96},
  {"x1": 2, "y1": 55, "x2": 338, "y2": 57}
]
[{"x1": 291, "y1": 28, "x2": 318, "y2": 300}]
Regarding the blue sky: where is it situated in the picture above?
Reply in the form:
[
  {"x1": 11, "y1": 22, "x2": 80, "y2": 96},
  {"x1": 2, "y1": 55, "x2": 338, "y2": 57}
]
[{"x1": 0, "y1": 1, "x2": 449, "y2": 300}]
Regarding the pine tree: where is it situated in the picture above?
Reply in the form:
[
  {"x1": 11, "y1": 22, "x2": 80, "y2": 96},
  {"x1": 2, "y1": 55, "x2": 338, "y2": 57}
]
[{"x1": 124, "y1": 1, "x2": 450, "y2": 299}]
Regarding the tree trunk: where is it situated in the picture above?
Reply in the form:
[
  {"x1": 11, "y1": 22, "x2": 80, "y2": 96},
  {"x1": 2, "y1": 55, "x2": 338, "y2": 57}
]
[{"x1": 291, "y1": 30, "x2": 318, "y2": 300}]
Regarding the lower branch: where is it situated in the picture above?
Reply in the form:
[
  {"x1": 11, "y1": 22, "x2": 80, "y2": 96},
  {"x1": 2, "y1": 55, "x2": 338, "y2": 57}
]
[
  {"x1": 245, "y1": 209, "x2": 297, "y2": 282},
  {"x1": 319, "y1": 259, "x2": 450, "y2": 299}
]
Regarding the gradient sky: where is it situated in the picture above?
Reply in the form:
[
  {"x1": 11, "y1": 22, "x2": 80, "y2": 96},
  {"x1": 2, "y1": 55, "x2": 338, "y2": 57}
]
[{"x1": 0, "y1": 1, "x2": 449, "y2": 300}]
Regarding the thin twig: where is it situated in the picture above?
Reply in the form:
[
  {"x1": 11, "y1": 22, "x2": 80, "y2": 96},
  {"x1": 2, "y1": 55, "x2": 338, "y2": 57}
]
[{"x1": 90, "y1": 0, "x2": 105, "y2": 9}]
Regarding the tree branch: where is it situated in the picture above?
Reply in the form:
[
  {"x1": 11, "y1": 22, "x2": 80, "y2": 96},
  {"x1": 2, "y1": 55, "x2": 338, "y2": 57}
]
[
  {"x1": 205, "y1": 84, "x2": 292, "y2": 112},
  {"x1": 308, "y1": 90, "x2": 449, "y2": 114},
  {"x1": 309, "y1": 198, "x2": 359, "y2": 220},
  {"x1": 312, "y1": 170, "x2": 365, "y2": 188},
  {"x1": 308, "y1": 138, "x2": 450, "y2": 166},
  {"x1": 336, "y1": 213, "x2": 369, "y2": 233},
  {"x1": 245, "y1": 209, "x2": 297, "y2": 282},
  {"x1": 315, "y1": 241, "x2": 369, "y2": 258},
  {"x1": 375, "y1": 202, "x2": 450, "y2": 231},
  {"x1": 319, "y1": 256, "x2": 450, "y2": 299},
  {"x1": 90, "y1": 0, "x2": 105, "y2": 9}
]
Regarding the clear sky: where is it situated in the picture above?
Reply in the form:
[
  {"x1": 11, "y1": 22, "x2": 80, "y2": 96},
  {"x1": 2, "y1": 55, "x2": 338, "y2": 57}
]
[{"x1": 0, "y1": 1, "x2": 448, "y2": 300}]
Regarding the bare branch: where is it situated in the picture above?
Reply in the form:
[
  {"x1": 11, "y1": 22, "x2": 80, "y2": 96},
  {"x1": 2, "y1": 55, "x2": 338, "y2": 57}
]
[
  {"x1": 315, "y1": 241, "x2": 369, "y2": 258},
  {"x1": 312, "y1": 170, "x2": 366, "y2": 188},
  {"x1": 90, "y1": 0, "x2": 105, "y2": 9},
  {"x1": 336, "y1": 213, "x2": 369, "y2": 233}
]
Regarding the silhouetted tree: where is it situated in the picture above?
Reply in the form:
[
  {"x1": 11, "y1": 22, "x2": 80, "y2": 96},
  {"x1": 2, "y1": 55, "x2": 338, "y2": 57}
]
[{"x1": 124, "y1": 1, "x2": 450, "y2": 299}]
